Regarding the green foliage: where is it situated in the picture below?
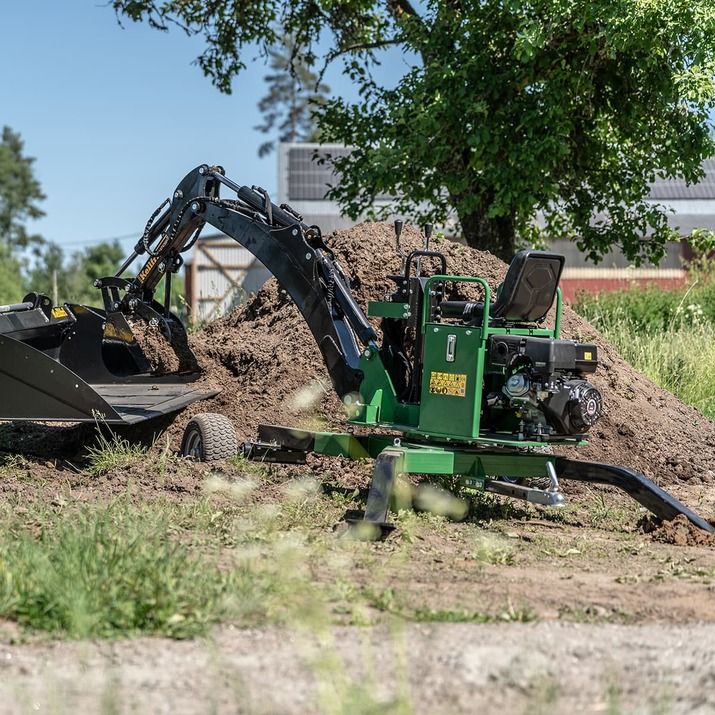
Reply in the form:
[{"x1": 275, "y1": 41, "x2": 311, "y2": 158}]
[
  {"x1": 0, "y1": 243, "x2": 24, "y2": 304},
  {"x1": 683, "y1": 227, "x2": 715, "y2": 279},
  {"x1": 606, "y1": 321, "x2": 715, "y2": 418},
  {"x1": 255, "y1": 36, "x2": 330, "y2": 157},
  {"x1": 323, "y1": 1, "x2": 715, "y2": 261},
  {"x1": 472, "y1": 533, "x2": 515, "y2": 565},
  {"x1": 573, "y1": 280, "x2": 715, "y2": 333},
  {"x1": 0, "y1": 126, "x2": 44, "y2": 303},
  {"x1": 27, "y1": 240, "x2": 125, "y2": 306},
  {"x1": 26, "y1": 241, "x2": 187, "y2": 312},
  {"x1": 574, "y1": 287, "x2": 685, "y2": 333},
  {"x1": 0, "y1": 503, "x2": 236, "y2": 639},
  {"x1": 68, "y1": 241, "x2": 126, "y2": 289},
  {"x1": 412, "y1": 605, "x2": 535, "y2": 623},
  {"x1": 0, "y1": 126, "x2": 45, "y2": 251},
  {"x1": 112, "y1": 1, "x2": 715, "y2": 261},
  {"x1": 25, "y1": 241, "x2": 64, "y2": 301}
]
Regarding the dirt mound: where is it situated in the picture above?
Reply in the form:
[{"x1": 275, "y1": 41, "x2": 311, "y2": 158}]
[
  {"x1": 643, "y1": 514, "x2": 715, "y2": 546},
  {"x1": 174, "y1": 222, "x2": 715, "y2": 489}
]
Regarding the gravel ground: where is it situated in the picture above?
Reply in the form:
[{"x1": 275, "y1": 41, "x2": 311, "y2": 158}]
[{"x1": 2, "y1": 622, "x2": 714, "y2": 714}]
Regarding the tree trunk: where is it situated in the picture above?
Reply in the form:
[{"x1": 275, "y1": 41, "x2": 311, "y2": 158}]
[{"x1": 458, "y1": 208, "x2": 516, "y2": 263}]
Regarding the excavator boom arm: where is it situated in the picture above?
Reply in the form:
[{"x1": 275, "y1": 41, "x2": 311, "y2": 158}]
[{"x1": 118, "y1": 165, "x2": 375, "y2": 398}]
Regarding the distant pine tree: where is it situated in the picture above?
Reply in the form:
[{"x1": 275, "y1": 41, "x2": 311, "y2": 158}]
[{"x1": 255, "y1": 38, "x2": 330, "y2": 157}]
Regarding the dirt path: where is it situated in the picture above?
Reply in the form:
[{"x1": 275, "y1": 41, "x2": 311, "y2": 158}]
[{"x1": 1, "y1": 622, "x2": 714, "y2": 714}]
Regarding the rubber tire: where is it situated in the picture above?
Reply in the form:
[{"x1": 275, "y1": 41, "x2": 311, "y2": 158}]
[{"x1": 181, "y1": 412, "x2": 238, "y2": 462}]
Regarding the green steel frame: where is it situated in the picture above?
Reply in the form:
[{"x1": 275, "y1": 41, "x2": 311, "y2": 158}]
[
  {"x1": 306, "y1": 429, "x2": 557, "y2": 490},
  {"x1": 247, "y1": 423, "x2": 715, "y2": 534},
  {"x1": 352, "y1": 274, "x2": 565, "y2": 445}
]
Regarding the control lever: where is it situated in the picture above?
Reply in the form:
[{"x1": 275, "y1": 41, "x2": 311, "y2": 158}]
[
  {"x1": 424, "y1": 223, "x2": 433, "y2": 250},
  {"x1": 394, "y1": 219, "x2": 406, "y2": 269},
  {"x1": 417, "y1": 223, "x2": 434, "y2": 276}
]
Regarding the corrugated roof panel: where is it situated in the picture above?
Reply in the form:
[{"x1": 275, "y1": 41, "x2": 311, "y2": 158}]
[
  {"x1": 287, "y1": 146, "x2": 348, "y2": 201},
  {"x1": 649, "y1": 159, "x2": 715, "y2": 200}
]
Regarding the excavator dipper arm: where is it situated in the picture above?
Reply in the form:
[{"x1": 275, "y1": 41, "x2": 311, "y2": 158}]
[{"x1": 109, "y1": 165, "x2": 376, "y2": 399}]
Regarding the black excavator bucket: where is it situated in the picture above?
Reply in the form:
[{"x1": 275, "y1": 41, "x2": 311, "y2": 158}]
[{"x1": 0, "y1": 295, "x2": 217, "y2": 425}]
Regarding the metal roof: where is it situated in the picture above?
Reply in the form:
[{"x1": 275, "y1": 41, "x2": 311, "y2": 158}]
[
  {"x1": 649, "y1": 158, "x2": 715, "y2": 200},
  {"x1": 283, "y1": 142, "x2": 715, "y2": 204}
]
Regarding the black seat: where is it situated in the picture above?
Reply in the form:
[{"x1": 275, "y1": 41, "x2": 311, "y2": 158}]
[{"x1": 490, "y1": 250, "x2": 564, "y2": 323}]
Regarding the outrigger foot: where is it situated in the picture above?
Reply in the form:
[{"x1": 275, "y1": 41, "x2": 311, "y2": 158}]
[{"x1": 553, "y1": 458, "x2": 714, "y2": 534}]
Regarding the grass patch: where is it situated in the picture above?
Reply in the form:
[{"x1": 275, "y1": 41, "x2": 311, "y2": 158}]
[
  {"x1": 472, "y1": 533, "x2": 515, "y2": 565},
  {"x1": 574, "y1": 287, "x2": 715, "y2": 418},
  {"x1": 0, "y1": 501, "x2": 239, "y2": 639},
  {"x1": 573, "y1": 277, "x2": 715, "y2": 333},
  {"x1": 595, "y1": 320, "x2": 715, "y2": 418},
  {"x1": 558, "y1": 604, "x2": 637, "y2": 625},
  {"x1": 468, "y1": 492, "x2": 533, "y2": 523},
  {"x1": 0, "y1": 454, "x2": 31, "y2": 479},
  {"x1": 583, "y1": 494, "x2": 639, "y2": 531},
  {"x1": 413, "y1": 605, "x2": 535, "y2": 623},
  {"x1": 0, "y1": 466, "x2": 549, "y2": 642},
  {"x1": 86, "y1": 431, "x2": 147, "y2": 478},
  {"x1": 227, "y1": 452, "x2": 270, "y2": 478}
]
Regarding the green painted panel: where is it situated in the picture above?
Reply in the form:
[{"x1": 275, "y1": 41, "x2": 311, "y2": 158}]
[
  {"x1": 401, "y1": 448, "x2": 455, "y2": 474},
  {"x1": 418, "y1": 325, "x2": 483, "y2": 439},
  {"x1": 349, "y1": 348, "x2": 399, "y2": 425},
  {"x1": 313, "y1": 432, "x2": 371, "y2": 459},
  {"x1": 367, "y1": 301, "x2": 411, "y2": 319}
]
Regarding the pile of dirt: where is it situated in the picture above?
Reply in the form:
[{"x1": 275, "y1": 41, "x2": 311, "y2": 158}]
[
  {"x1": 162, "y1": 221, "x2": 715, "y2": 490},
  {"x1": 643, "y1": 514, "x2": 715, "y2": 546}
]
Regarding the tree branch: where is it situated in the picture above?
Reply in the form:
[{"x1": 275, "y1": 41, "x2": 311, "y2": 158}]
[
  {"x1": 387, "y1": 0, "x2": 422, "y2": 21},
  {"x1": 317, "y1": 38, "x2": 402, "y2": 84}
]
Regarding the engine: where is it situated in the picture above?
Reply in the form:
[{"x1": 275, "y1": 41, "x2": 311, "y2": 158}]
[{"x1": 485, "y1": 334, "x2": 603, "y2": 438}]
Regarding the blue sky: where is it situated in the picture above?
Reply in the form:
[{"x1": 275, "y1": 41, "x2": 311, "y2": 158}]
[{"x1": 1, "y1": 1, "x2": 402, "y2": 254}]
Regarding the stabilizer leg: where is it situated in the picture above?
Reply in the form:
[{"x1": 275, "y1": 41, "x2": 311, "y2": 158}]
[
  {"x1": 346, "y1": 447, "x2": 404, "y2": 539},
  {"x1": 554, "y1": 458, "x2": 714, "y2": 533}
]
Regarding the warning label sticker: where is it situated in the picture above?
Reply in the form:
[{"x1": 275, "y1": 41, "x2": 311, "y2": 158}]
[
  {"x1": 428, "y1": 371, "x2": 467, "y2": 397},
  {"x1": 51, "y1": 307, "x2": 68, "y2": 319}
]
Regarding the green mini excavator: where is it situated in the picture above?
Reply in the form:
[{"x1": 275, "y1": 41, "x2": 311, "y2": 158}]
[{"x1": 0, "y1": 165, "x2": 711, "y2": 535}]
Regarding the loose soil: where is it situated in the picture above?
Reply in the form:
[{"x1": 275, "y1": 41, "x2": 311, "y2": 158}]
[
  {"x1": 646, "y1": 513, "x2": 715, "y2": 547},
  {"x1": 129, "y1": 318, "x2": 198, "y2": 375}
]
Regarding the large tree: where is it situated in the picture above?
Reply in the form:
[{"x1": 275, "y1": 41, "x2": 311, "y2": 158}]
[
  {"x1": 112, "y1": 1, "x2": 715, "y2": 262},
  {"x1": 0, "y1": 126, "x2": 45, "y2": 251}
]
